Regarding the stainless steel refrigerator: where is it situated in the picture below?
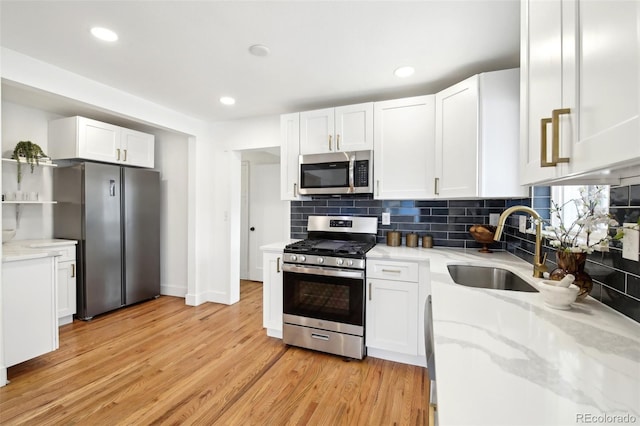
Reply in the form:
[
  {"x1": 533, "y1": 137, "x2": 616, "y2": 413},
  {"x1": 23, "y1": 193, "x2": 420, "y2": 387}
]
[{"x1": 53, "y1": 162, "x2": 160, "y2": 320}]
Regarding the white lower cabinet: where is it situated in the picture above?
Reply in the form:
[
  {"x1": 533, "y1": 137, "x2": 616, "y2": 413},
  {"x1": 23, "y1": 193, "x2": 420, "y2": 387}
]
[
  {"x1": 262, "y1": 249, "x2": 283, "y2": 338},
  {"x1": 367, "y1": 278, "x2": 418, "y2": 355},
  {"x1": 57, "y1": 259, "x2": 77, "y2": 326},
  {"x1": 2, "y1": 256, "x2": 58, "y2": 367},
  {"x1": 366, "y1": 258, "x2": 429, "y2": 366}
]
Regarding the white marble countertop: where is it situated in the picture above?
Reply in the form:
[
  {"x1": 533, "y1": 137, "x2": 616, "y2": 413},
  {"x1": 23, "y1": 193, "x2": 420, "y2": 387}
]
[
  {"x1": 2, "y1": 239, "x2": 77, "y2": 262},
  {"x1": 260, "y1": 240, "x2": 298, "y2": 251},
  {"x1": 369, "y1": 246, "x2": 640, "y2": 426}
]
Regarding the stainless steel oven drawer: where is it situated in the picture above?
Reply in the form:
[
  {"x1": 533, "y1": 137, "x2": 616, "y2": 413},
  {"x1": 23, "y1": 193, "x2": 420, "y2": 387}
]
[{"x1": 283, "y1": 323, "x2": 365, "y2": 360}]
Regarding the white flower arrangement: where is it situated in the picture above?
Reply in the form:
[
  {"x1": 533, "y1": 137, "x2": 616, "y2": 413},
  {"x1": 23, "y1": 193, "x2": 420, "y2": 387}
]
[{"x1": 546, "y1": 186, "x2": 620, "y2": 254}]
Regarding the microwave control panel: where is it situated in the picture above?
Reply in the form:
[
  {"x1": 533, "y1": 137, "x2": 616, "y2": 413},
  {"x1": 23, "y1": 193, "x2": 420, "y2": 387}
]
[{"x1": 354, "y1": 160, "x2": 369, "y2": 187}]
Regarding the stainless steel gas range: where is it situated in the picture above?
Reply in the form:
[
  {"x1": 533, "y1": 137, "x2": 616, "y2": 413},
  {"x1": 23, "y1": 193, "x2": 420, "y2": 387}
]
[{"x1": 282, "y1": 215, "x2": 378, "y2": 359}]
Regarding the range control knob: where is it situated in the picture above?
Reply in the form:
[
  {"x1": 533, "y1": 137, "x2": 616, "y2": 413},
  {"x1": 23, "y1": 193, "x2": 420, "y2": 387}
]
[
  {"x1": 290, "y1": 255, "x2": 297, "y2": 262},
  {"x1": 299, "y1": 255, "x2": 306, "y2": 262},
  {"x1": 347, "y1": 259, "x2": 354, "y2": 267},
  {"x1": 317, "y1": 257, "x2": 324, "y2": 264},
  {"x1": 336, "y1": 258, "x2": 344, "y2": 266}
]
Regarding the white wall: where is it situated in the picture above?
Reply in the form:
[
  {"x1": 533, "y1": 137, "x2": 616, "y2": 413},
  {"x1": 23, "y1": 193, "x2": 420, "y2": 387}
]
[
  {"x1": 211, "y1": 114, "x2": 284, "y2": 301},
  {"x1": 155, "y1": 129, "x2": 189, "y2": 296},
  {"x1": 1, "y1": 101, "x2": 63, "y2": 239},
  {"x1": 215, "y1": 115, "x2": 281, "y2": 151}
]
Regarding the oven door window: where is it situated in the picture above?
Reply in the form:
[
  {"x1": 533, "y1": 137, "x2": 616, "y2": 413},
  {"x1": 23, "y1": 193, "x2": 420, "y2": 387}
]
[
  {"x1": 283, "y1": 271, "x2": 364, "y2": 326},
  {"x1": 300, "y1": 162, "x2": 349, "y2": 189}
]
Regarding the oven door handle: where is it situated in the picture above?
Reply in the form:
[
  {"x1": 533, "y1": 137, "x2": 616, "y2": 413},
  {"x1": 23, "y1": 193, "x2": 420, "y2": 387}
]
[{"x1": 282, "y1": 263, "x2": 365, "y2": 280}]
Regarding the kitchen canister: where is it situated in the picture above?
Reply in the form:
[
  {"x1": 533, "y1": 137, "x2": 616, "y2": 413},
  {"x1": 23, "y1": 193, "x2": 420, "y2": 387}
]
[
  {"x1": 422, "y1": 235, "x2": 433, "y2": 248},
  {"x1": 406, "y1": 233, "x2": 418, "y2": 247},
  {"x1": 386, "y1": 231, "x2": 401, "y2": 246}
]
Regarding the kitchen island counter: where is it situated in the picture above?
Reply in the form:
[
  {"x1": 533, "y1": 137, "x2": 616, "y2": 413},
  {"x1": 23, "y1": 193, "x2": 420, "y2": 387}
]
[{"x1": 368, "y1": 246, "x2": 640, "y2": 426}]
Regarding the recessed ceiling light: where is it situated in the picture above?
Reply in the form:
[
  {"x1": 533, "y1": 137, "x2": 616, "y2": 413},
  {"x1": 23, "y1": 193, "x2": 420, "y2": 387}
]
[
  {"x1": 249, "y1": 44, "x2": 271, "y2": 57},
  {"x1": 91, "y1": 27, "x2": 118, "y2": 42},
  {"x1": 394, "y1": 66, "x2": 415, "y2": 78},
  {"x1": 220, "y1": 96, "x2": 236, "y2": 106}
]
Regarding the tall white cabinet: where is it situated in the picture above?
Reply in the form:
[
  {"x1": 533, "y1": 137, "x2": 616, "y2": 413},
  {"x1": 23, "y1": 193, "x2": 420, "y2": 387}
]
[
  {"x1": 435, "y1": 69, "x2": 526, "y2": 198},
  {"x1": 373, "y1": 96, "x2": 436, "y2": 199},
  {"x1": 520, "y1": 0, "x2": 640, "y2": 185}
]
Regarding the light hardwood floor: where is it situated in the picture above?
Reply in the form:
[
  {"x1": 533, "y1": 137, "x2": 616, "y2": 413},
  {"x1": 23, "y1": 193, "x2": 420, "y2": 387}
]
[{"x1": 0, "y1": 280, "x2": 428, "y2": 425}]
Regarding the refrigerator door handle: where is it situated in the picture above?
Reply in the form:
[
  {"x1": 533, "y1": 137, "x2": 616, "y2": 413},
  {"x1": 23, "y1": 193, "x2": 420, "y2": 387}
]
[{"x1": 109, "y1": 180, "x2": 116, "y2": 197}]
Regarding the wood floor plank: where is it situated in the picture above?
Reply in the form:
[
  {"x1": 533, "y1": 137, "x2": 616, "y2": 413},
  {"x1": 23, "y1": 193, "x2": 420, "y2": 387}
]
[{"x1": 0, "y1": 281, "x2": 428, "y2": 425}]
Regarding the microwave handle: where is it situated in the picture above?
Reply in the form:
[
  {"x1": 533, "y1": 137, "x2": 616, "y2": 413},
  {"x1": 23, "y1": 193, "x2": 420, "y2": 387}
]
[{"x1": 348, "y1": 154, "x2": 355, "y2": 192}]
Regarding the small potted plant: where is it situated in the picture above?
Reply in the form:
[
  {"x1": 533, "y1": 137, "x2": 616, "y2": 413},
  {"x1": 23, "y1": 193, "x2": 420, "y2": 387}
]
[{"x1": 11, "y1": 141, "x2": 49, "y2": 185}]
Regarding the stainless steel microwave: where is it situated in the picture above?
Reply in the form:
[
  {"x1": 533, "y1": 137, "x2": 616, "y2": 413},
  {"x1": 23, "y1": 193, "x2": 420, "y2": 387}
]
[{"x1": 298, "y1": 151, "x2": 373, "y2": 195}]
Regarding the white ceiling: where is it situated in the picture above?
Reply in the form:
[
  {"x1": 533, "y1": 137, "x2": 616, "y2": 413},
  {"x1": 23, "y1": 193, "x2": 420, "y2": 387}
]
[{"x1": 0, "y1": 0, "x2": 521, "y2": 123}]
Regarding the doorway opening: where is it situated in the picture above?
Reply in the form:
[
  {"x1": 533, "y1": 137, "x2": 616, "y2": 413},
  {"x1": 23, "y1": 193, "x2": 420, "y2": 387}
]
[{"x1": 238, "y1": 148, "x2": 289, "y2": 290}]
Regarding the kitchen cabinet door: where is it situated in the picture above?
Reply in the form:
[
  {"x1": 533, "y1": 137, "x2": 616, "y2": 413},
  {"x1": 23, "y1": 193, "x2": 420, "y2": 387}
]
[
  {"x1": 435, "y1": 69, "x2": 525, "y2": 198},
  {"x1": 77, "y1": 117, "x2": 122, "y2": 164},
  {"x1": 57, "y1": 260, "x2": 77, "y2": 325},
  {"x1": 373, "y1": 96, "x2": 436, "y2": 199},
  {"x1": 3, "y1": 257, "x2": 58, "y2": 367},
  {"x1": 299, "y1": 103, "x2": 373, "y2": 155},
  {"x1": 520, "y1": 0, "x2": 640, "y2": 185},
  {"x1": 334, "y1": 103, "x2": 374, "y2": 152},
  {"x1": 366, "y1": 278, "x2": 418, "y2": 355},
  {"x1": 300, "y1": 108, "x2": 335, "y2": 155},
  {"x1": 280, "y1": 113, "x2": 302, "y2": 200},
  {"x1": 121, "y1": 128, "x2": 155, "y2": 168},
  {"x1": 262, "y1": 250, "x2": 283, "y2": 338},
  {"x1": 567, "y1": 0, "x2": 640, "y2": 173},
  {"x1": 520, "y1": 0, "x2": 565, "y2": 185}
]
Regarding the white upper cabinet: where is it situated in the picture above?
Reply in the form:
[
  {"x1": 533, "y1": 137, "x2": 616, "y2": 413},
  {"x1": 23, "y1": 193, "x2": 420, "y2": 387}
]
[
  {"x1": 435, "y1": 69, "x2": 526, "y2": 198},
  {"x1": 280, "y1": 113, "x2": 302, "y2": 200},
  {"x1": 520, "y1": 0, "x2": 640, "y2": 185},
  {"x1": 49, "y1": 116, "x2": 155, "y2": 168},
  {"x1": 373, "y1": 96, "x2": 436, "y2": 199},
  {"x1": 300, "y1": 103, "x2": 373, "y2": 155},
  {"x1": 121, "y1": 128, "x2": 155, "y2": 168}
]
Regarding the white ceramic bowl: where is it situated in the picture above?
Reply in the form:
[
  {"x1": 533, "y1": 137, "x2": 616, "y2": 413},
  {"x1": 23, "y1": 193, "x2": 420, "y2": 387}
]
[
  {"x1": 538, "y1": 280, "x2": 579, "y2": 310},
  {"x1": 2, "y1": 229, "x2": 16, "y2": 243}
]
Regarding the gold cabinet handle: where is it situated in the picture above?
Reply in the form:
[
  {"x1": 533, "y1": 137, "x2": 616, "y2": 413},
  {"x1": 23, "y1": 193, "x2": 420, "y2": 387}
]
[
  {"x1": 552, "y1": 108, "x2": 571, "y2": 164},
  {"x1": 328, "y1": 135, "x2": 332, "y2": 151},
  {"x1": 123, "y1": 149, "x2": 128, "y2": 162},
  {"x1": 116, "y1": 148, "x2": 121, "y2": 161},
  {"x1": 376, "y1": 180, "x2": 380, "y2": 196},
  {"x1": 71, "y1": 263, "x2": 76, "y2": 278},
  {"x1": 336, "y1": 134, "x2": 340, "y2": 151},
  {"x1": 293, "y1": 183, "x2": 298, "y2": 197},
  {"x1": 276, "y1": 257, "x2": 281, "y2": 273},
  {"x1": 381, "y1": 269, "x2": 402, "y2": 273},
  {"x1": 540, "y1": 117, "x2": 554, "y2": 167},
  {"x1": 368, "y1": 282, "x2": 372, "y2": 301},
  {"x1": 434, "y1": 177, "x2": 440, "y2": 195}
]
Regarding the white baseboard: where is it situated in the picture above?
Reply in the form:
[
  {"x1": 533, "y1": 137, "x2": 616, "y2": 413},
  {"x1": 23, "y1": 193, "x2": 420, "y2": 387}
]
[{"x1": 160, "y1": 285, "x2": 187, "y2": 298}]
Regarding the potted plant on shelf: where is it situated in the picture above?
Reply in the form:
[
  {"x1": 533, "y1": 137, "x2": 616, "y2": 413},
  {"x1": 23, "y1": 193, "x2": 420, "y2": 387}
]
[{"x1": 11, "y1": 141, "x2": 49, "y2": 185}]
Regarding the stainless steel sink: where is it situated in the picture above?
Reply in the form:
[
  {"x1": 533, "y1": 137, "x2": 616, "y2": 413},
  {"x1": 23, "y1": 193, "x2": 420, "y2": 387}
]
[{"x1": 447, "y1": 265, "x2": 538, "y2": 292}]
